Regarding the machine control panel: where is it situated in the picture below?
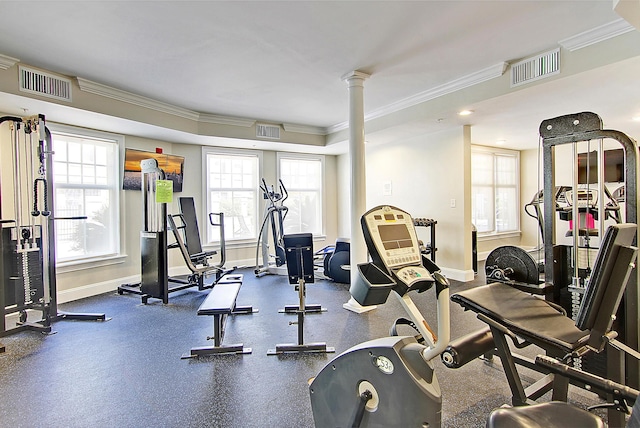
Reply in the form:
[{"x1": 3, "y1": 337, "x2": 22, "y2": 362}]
[
  {"x1": 565, "y1": 188, "x2": 598, "y2": 208},
  {"x1": 360, "y1": 205, "x2": 438, "y2": 296},
  {"x1": 363, "y1": 205, "x2": 422, "y2": 270},
  {"x1": 395, "y1": 265, "x2": 433, "y2": 287}
]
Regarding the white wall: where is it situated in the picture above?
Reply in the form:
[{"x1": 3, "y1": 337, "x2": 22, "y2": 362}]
[{"x1": 337, "y1": 126, "x2": 474, "y2": 281}]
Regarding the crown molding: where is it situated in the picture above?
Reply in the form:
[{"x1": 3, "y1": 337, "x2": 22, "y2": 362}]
[
  {"x1": 198, "y1": 113, "x2": 255, "y2": 127},
  {"x1": 559, "y1": 18, "x2": 635, "y2": 52},
  {"x1": 0, "y1": 53, "x2": 19, "y2": 70},
  {"x1": 283, "y1": 123, "x2": 327, "y2": 135},
  {"x1": 76, "y1": 77, "x2": 200, "y2": 120},
  {"x1": 328, "y1": 62, "x2": 508, "y2": 134}
]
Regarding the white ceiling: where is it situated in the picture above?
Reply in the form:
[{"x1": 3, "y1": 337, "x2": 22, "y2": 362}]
[{"x1": 0, "y1": 1, "x2": 638, "y2": 152}]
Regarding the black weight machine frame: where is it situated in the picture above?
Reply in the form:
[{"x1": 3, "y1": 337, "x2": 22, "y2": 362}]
[
  {"x1": 0, "y1": 115, "x2": 108, "y2": 351},
  {"x1": 267, "y1": 233, "x2": 334, "y2": 355},
  {"x1": 541, "y1": 113, "x2": 639, "y2": 390},
  {"x1": 445, "y1": 113, "x2": 639, "y2": 427},
  {"x1": 451, "y1": 223, "x2": 638, "y2": 427},
  {"x1": 118, "y1": 169, "x2": 233, "y2": 304},
  {"x1": 118, "y1": 159, "x2": 172, "y2": 304}
]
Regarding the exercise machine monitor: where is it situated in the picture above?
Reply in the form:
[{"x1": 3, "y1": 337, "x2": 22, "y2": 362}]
[{"x1": 362, "y1": 206, "x2": 433, "y2": 294}]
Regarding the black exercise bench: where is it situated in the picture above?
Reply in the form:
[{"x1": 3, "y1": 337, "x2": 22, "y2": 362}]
[
  {"x1": 448, "y1": 223, "x2": 638, "y2": 426},
  {"x1": 182, "y1": 274, "x2": 256, "y2": 359}
]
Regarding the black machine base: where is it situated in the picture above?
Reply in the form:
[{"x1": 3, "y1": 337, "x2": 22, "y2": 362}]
[
  {"x1": 117, "y1": 280, "x2": 202, "y2": 304},
  {"x1": 4, "y1": 321, "x2": 53, "y2": 337},
  {"x1": 181, "y1": 344, "x2": 252, "y2": 358},
  {"x1": 1, "y1": 309, "x2": 109, "y2": 339},
  {"x1": 267, "y1": 342, "x2": 335, "y2": 355},
  {"x1": 55, "y1": 311, "x2": 110, "y2": 322},
  {"x1": 279, "y1": 304, "x2": 326, "y2": 314}
]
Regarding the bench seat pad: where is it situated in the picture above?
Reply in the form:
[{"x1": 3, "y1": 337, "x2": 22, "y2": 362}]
[
  {"x1": 198, "y1": 283, "x2": 241, "y2": 316},
  {"x1": 486, "y1": 401, "x2": 604, "y2": 428},
  {"x1": 451, "y1": 282, "x2": 588, "y2": 353}
]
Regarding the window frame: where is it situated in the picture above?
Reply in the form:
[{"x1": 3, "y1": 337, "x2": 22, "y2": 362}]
[
  {"x1": 276, "y1": 152, "x2": 325, "y2": 238},
  {"x1": 202, "y1": 146, "x2": 263, "y2": 247},
  {"x1": 47, "y1": 123, "x2": 125, "y2": 271},
  {"x1": 471, "y1": 145, "x2": 520, "y2": 237}
]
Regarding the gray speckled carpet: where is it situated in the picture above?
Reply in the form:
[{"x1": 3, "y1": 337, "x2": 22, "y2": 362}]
[{"x1": 0, "y1": 268, "x2": 609, "y2": 427}]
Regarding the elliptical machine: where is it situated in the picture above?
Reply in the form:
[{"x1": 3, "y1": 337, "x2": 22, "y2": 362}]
[
  {"x1": 309, "y1": 205, "x2": 450, "y2": 427},
  {"x1": 255, "y1": 178, "x2": 288, "y2": 276}
]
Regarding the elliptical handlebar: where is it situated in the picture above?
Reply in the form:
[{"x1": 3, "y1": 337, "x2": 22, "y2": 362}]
[
  {"x1": 278, "y1": 178, "x2": 288, "y2": 204},
  {"x1": 260, "y1": 178, "x2": 289, "y2": 206}
]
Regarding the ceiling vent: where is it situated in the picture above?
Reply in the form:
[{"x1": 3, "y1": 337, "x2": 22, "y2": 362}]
[
  {"x1": 19, "y1": 66, "x2": 72, "y2": 102},
  {"x1": 256, "y1": 123, "x2": 281, "y2": 140},
  {"x1": 510, "y1": 48, "x2": 560, "y2": 87}
]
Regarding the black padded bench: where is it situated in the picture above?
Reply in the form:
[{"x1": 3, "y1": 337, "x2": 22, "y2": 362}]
[
  {"x1": 449, "y1": 223, "x2": 638, "y2": 416},
  {"x1": 182, "y1": 274, "x2": 256, "y2": 359}
]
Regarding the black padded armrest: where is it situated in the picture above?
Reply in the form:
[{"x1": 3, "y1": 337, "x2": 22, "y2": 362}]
[{"x1": 451, "y1": 283, "x2": 588, "y2": 353}]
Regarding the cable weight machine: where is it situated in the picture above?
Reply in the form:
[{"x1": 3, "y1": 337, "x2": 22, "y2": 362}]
[
  {"x1": 118, "y1": 159, "x2": 171, "y2": 304},
  {"x1": 0, "y1": 115, "x2": 108, "y2": 349},
  {"x1": 482, "y1": 112, "x2": 639, "y2": 393}
]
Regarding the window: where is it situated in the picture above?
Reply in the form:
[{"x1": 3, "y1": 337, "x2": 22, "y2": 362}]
[
  {"x1": 471, "y1": 146, "x2": 519, "y2": 234},
  {"x1": 277, "y1": 153, "x2": 324, "y2": 236},
  {"x1": 203, "y1": 148, "x2": 261, "y2": 244},
  {"x1": 50, "y1": 125, "x2": 121, "y2": 263}
]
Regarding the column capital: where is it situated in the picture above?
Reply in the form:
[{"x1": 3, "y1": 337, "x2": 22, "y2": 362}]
[{"x1": 341, "y1": 70, "x2": 371, "y2": 84}]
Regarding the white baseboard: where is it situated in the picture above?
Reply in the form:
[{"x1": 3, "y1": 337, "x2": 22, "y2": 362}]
[
  {"x1": 57, "y1": 258, "x2": 258, "y2": 303},
  {"x1": 57, "y1": 274, "x2": 139, "y2": 304},
  {"x1": 440, "y1": 267, "x2": 475, "y2": 282}
]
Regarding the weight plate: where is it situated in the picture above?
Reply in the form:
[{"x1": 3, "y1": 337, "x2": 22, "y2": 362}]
[{"x1": 485, "y1": 246, "x2": 539, "y2": 285}]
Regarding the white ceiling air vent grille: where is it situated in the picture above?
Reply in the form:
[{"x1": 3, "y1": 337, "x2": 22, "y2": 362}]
[
  {"x1": 510, "y1": 48, "x2": 560, "y2": 87},
  {"x1": 256, "y1": 123, "x2": 281, "y2": 140},
  {"x1": 19, "y1": 66, "x2": 72, "y2": 101}
]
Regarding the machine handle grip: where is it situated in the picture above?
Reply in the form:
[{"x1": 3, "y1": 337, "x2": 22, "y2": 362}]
[{"x1": 279, "y1": 178, "x2": 288, "y2": 202}]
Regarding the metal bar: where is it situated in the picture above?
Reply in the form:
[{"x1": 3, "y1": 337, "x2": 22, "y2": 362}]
[
  {"x1": 489, "y1": 325, "x2": 529, "y2": 406},
  {"x1": 572, "y1": 143, "x2": 579, "y2": 286},
  {"x1": 213, "y1": 314, "x2": 222, "y2": 347}
]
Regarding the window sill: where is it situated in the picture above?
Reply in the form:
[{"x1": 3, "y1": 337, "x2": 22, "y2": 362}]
[
  {"x1": 477, "y1": 231, "x2": 521, "y2": 242},
  {"x1": 57, "y1": 254, "x2": 127, "y2": 273},
  {"x1": 203, "y1": 234, "x2": 329, "y2": 252}
]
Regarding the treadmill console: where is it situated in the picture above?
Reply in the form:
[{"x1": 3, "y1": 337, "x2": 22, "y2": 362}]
[
  {"x1": 361, "y1": 205, "x2": 433, "y2": 293},
  {"x1": 565, "y1": 188, "x2": 598, "y2": 208}
]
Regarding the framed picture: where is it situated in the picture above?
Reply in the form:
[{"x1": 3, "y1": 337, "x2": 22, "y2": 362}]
[{"x1": 123, "y1": 148, "x2": 184, "y2": 192}]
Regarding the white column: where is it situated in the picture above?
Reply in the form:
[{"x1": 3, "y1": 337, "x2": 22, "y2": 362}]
[{"x1": 341, "y1": 71, "x2": 375, "y2": 313}]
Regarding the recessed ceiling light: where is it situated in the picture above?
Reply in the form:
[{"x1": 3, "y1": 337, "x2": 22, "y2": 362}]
[
  {"x1": 633, "y1": 116, "x2": 640, "y2": 122},
  {"x1": 496, "y1": 139, "x2": 506, "y2": 145},
  {"x1": 458, "y1": 110, "x2": 473, "y2": 116}
]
